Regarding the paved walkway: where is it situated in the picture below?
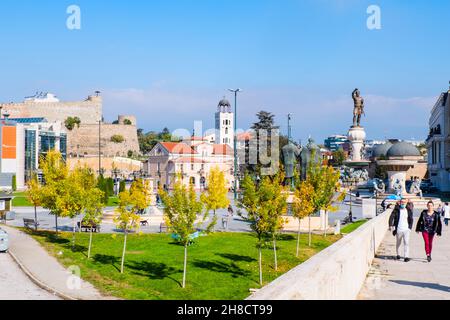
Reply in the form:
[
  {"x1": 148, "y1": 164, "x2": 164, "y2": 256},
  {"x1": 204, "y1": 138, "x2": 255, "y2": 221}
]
[
  {"x1": 1, "y1": 225, "x2": 114, "y2": 300},
  {"x1": 0, "y1": 253, "x2": 60, "y2": 300},
  {"x1": 359, "y1": 222, "x2": 450, "y2": 300}
]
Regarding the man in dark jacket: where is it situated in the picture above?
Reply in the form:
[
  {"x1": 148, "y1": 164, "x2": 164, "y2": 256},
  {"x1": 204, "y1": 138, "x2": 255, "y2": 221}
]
[{"x1": 389, "y1": 198, "x2": 414, "y2": 262}]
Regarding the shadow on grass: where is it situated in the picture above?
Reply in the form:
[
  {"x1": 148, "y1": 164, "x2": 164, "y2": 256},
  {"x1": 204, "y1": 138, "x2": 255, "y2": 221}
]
[
  {"x1": 192, "y1": 260, "x2": 252, "y2": 278},
  {"x1": 216, "y1": 253, "x2": 256, "y2": 263},
  {"x1": 26, "y1": 230, "x2": 71, "y2": 246},
  {"x1": 127, "y1": 261, "x2": 182, "y2": 287},
  {"x1": 92, "y1": 254, "x2": 121, "y2": 272}
]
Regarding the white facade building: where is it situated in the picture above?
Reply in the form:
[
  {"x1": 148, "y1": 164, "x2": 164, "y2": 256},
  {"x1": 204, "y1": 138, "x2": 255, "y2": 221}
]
[{"x1": 427, "y1": 88, "x2": 450, "y2": 192}]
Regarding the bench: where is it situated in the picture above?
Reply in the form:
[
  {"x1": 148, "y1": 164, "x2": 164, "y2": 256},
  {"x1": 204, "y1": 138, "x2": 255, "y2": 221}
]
[
  {"x1": 77, "y1": 222, "x2": 101, "y2": 233},
  {"x1": 23, "y1": 218, "x2": 39, "y2": 230}
]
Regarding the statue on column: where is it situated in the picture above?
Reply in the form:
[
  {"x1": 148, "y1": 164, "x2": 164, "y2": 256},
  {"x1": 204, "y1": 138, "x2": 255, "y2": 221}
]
[
  {"x1": 352, "y1": 88, "x2": 365, "y2": 127},
  {"x1": 393, "y1": 179, "x2": 403, "y2": 197},
  {"x1": 409, "y1": 177, "x2": 423, "y2": 198}
]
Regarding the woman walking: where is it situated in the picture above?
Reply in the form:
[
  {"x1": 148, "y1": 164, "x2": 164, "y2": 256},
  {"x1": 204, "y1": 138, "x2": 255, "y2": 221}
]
[{"x1": 416, "y1": 201, "x2": 442, "y2": 262}]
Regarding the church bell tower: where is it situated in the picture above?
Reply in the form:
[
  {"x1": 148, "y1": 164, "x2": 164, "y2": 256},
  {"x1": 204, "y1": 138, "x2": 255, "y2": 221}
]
[{"x1": 215, "y1": 97, "x2": 234, "y2": 148}]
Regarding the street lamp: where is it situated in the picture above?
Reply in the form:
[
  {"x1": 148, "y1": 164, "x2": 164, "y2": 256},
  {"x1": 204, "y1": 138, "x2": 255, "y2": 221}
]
[{"x1": 228, "y1": 88, "x2": 242, "y2": 201}]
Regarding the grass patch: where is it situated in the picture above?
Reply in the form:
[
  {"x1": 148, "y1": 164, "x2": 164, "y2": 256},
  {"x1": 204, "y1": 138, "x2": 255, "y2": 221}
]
[
  {"x1": 28, "y1": 230, "x2": 341, "y2": 300},
  {"x1": 341, "y1": 220, "x2": 368, "y2": 234},
  {"x1": 12, "y1": 193, "x2": 119, "y2": 207}
]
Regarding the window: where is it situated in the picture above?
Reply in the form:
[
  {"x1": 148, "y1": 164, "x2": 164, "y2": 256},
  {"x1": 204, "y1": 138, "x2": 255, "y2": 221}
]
[
  {"x1": 191, "y1": 164, "x2": 195, "y2": 171},
  {"x1": 225, "y1": 128, "x2": 228, "y2": 134}
]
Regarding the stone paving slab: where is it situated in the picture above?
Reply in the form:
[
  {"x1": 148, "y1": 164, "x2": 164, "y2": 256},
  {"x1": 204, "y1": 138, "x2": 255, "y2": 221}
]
[
  {"x1": 359, "y1": 222, "x2": 450, "y2": 300},
  {"x1": 1, "y1": 225, "x2": 115, "y2": 300}
]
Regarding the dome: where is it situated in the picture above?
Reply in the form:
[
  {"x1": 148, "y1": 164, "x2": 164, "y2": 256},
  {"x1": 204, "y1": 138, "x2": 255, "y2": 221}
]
[
  {"x1": 372, "y1": 142, "x2": 393, "y2": 158},
  {"x1": 387, "y1": 142, "x2": 421, "y2": 157},
  {"x1": 218, "y1": 98, "x2": 231, "y2": 108}
]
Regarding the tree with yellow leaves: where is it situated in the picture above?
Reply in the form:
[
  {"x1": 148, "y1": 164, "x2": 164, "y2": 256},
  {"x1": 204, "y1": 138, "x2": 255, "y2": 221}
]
[
  {"x1": 200, "y1": 166, "x2": 230, "y2": 231},
  {"x1": 292, "y1": 181, "x2": 316, "y2": 256},
  {"x1": 114, "y1": 179, "x2": 151, "y2": 273},
  {"x1": 26, "y1": 174, "x2": 42, "y2": 231}
]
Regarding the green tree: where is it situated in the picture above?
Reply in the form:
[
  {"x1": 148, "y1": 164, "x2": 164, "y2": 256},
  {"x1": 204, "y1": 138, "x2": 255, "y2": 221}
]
[
  {"x1": 64, "y1": 117, "x2": 81, "y2": 131},
  {"x1": 331, "y1": 149, "x2": 346, "y2": 167},
  {"x1": 159, "y1": 179, "x2": 213, "y2": 288},
  {"x1": 26, "y1": 175, "x2": 42, "y2": 231},
  {"x1": 292, "y1": 181, "x2": 316, "y2": 256},
  {"x1": 123, "y1": 119, "x2": 132, "y2": 125},
  {"x1": 238, "y1": 174, "x2": 287, "y2": 285},
  {"x1": 114, "y1": 179, "x2": 151, "y2": 273},
  {"x1": 200, "y1": 167, "x2": 230, "y2": 231}
]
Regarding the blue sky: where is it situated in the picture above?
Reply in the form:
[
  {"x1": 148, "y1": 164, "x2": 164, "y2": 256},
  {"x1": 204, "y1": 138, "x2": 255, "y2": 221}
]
[{"x1": 0, "y1": 0, "x2": 449, "y2": 143}]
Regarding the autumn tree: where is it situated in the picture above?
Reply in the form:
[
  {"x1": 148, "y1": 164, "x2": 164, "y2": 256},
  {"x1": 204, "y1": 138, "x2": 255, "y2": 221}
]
[
  {"x1": 292, "y1": 181, "x2": 316, "y2": 256},
  {"x1": 159, "y1": 179, "x2": 213, "y2": 288},
  {"x1": 39, "y1": 150, "x2": 70, "y2": 235},
  {"x1": 114, "y1": 179, "x2": 151, "y2": 273},
  {"x1": 26, "y1": 174, "x2": 42, "y2": 231},
  {"x1": 307, "y1": 154, "x2": 345, "y2": 239},
  {"x1": 200, "y1": 166, "x2": 230, "y2": 231}
]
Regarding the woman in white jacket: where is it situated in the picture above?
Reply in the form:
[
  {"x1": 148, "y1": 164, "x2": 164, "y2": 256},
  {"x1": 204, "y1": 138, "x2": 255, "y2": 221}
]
[{"x1": 444, "y1": 202, "x2": 450, "y2": 227}]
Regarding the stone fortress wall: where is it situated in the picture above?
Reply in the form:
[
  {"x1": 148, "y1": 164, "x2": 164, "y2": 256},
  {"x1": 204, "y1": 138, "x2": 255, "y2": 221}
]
[{"x1": 0, "y1": 94, "x2": 140, "y2": 157}]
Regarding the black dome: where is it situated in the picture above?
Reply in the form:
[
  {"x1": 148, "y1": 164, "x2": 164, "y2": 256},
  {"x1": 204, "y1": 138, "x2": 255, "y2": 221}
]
[{"x1": 387, "y1": 142, "x2": 421, "y2": 157}]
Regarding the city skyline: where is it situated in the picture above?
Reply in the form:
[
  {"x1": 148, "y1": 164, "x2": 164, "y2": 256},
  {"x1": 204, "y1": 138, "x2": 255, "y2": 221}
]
[{"x1": 1, "y1": 0, "x2": 449, "y2": 141}]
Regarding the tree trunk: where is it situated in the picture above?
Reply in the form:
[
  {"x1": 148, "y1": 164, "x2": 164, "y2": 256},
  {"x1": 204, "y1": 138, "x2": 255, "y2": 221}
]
[
  {"x1": 72, "y1": 219, "x2": 76, "y2": 250},
  {"x1": 88, "y1": 229, "x2": 93, "y2": 259},
  {"x1": 259, "y1": 244, "x2": 263, "y2": 286},
  {"x1": 120, "y1": 231, "x2": 128, "y2": 274},
  {"x1": 273, "y1": 236, "x2": 278, "y2": 272},
  {"x1": 55, "y1": 215, "x2": 58, "y2": 235},
  {"x1": 296, "y1": 219, "x2": 301, "y2": 257},
  {"x1": 34, "y1": 206, "x2": 38, "y2": 231},
  {"x1": 308, "y1": 215, "x2": 312, "y2": 247},
  {"x1": 182, "y1": 244, "x2": 188, "y2": 288},
  {"x1": 324, "y1": 211, "x2": 327, "y2": 238}
]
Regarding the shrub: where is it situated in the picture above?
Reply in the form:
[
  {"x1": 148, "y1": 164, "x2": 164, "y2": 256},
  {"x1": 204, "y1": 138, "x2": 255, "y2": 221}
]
[
  {"x1": 65, "y1": 117, "x2": 81, "y2": 131},
  {"x1": 111, "y1": 135, "x2": 125, "y2": 144},
  {"x1": 123, "y1": 119, "x2": 132, "y2": 125}
]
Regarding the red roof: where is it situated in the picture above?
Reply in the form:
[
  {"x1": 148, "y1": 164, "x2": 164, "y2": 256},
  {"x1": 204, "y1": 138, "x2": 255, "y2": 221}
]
[
  {"x1": 237, "y1": 132, "x2": 253, "y2": 141},
  {"x1": 212, "y1": 144, "x2": 233, "y2": 155},
  {"x1": 160, "y1": 142, "x2": 197, "y2": 154}
]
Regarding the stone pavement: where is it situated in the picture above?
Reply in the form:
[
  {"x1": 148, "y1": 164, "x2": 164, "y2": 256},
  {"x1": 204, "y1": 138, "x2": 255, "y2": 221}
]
[
  {"x1": 0, "y1": 253, "x2": 60, "y2": 300},
  {"x1": 1, "y1": 225, "x2": 114, "y2": 300},
  {"x1": 359, "y1": 221, "x2": 450, "y2": 300}
]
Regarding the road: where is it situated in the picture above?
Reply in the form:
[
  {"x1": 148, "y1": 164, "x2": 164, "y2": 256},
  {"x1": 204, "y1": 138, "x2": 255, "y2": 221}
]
[{"x1": 0, "y1": 253, "x2": 60, "y2": 300}]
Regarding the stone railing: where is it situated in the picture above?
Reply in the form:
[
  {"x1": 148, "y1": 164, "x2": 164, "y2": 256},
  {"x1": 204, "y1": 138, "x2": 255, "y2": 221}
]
[{"x1": 247, "y1": 209, "x2": 392, "y2": 300}]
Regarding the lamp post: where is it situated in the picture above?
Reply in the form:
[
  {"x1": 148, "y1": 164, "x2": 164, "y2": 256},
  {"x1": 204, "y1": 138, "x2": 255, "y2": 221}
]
[{"x1": 228, "y1": 88, "x2": 242, "y2": 201}]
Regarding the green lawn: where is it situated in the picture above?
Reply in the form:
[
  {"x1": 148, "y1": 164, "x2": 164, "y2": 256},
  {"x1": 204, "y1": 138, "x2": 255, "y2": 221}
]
[
  {"x1": 341, "y1": 219, "x2": 368, "y2": 234},
  {"x1": 12, "y1": 193, "x2": 119, "y2": 207},
  {"x1": 28, "y1": 230, "x2": 341, "y2": 300}
]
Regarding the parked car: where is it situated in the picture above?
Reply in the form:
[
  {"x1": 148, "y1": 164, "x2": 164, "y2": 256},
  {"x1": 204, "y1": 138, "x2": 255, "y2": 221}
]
[
  {"x1": 0, "y1": 228, "x2": 9, "y2": 253},
  {"x1": 420, "y1": 181, "x2": 438, "y2": 194}
]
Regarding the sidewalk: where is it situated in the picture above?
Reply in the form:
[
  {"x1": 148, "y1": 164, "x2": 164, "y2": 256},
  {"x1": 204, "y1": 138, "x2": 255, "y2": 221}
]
[
  {"x1": 359, "y1": 223, "x2": 450, "y2": 300},
  {"x1": 2, "y1": 225, "x2": 114, "y2": 300}
]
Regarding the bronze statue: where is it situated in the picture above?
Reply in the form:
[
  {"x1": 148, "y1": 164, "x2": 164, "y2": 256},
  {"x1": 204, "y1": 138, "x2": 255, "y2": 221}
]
[{"x1": 352, "y1": 88, "x2": 365, "y2": 127}]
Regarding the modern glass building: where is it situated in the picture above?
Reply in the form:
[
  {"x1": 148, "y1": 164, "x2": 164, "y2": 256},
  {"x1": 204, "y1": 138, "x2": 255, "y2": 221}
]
[{"x1": 324, "y1": 135, "x2": 350, "y2": 152}]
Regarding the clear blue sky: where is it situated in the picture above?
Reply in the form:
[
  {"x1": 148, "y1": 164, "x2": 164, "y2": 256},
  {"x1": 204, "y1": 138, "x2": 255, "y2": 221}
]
[{"x1": 0, "y1": 0, "x2": 449, "y2": 143}]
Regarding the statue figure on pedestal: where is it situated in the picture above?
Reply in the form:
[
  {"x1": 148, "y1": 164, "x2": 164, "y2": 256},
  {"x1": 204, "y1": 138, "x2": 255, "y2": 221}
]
[
  {"x1": 352, "y1": 88, "x2": 365, "y2": 127},
  {"x1": 409, "y1": 177, "x2": 423, "y2": 198},
  {"x1": 373, "y1": 178, "x2": 386, "y2": 196},
  {"x1": 393, "y1": 179, "x2": 403, "y2": 197}
]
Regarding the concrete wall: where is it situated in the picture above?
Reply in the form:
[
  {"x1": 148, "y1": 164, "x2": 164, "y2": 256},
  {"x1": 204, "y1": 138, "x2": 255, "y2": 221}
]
[{"x1": 247, "y1": 209, "x2": 392, "y2": 300}]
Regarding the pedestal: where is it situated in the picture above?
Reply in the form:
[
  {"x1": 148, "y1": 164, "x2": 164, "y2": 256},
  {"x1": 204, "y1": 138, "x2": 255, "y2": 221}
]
[{"x1": 348, "y1": 126, "x2": 367, "y2": 162}]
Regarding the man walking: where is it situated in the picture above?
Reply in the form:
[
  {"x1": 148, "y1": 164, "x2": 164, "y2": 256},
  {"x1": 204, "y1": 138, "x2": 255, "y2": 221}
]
[{"x1": 389, "y1": 198, "x2": 414, "y2": 262}]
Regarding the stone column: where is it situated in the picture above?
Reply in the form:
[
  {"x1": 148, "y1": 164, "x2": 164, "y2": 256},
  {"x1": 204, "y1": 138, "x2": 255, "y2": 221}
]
[{"x1": 348, "y1": 127, "x2": 367, "y2": 162}]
